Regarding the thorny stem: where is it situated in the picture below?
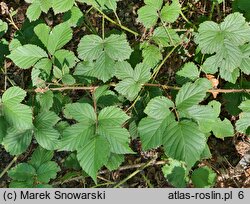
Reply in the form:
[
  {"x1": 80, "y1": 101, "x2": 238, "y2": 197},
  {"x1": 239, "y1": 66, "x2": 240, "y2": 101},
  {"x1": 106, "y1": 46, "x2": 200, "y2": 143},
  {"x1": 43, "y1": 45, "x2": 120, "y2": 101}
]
[
  {"x1": 4, "y1": 84, "x2": 250, "y2": 94},
  {"x1": 0, "y1": 156, "x2": 17, "y2": 179}
]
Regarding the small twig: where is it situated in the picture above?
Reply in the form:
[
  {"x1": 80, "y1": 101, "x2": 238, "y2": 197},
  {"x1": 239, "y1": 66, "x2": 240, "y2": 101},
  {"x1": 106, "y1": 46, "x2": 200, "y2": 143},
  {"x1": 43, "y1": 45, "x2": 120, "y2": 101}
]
[
  {"x1": 94, "y1": 7, "x2": 139, "y2": 36},
  {"x1": 151, "y1": 43, "x2": 182, "y2": 81},
  {"x1": 52, "y1": 160, "x2": 168, "y2": 186},
  {"x1": 113, "y1": 158, "x2": 157, "y2": 188},
  {"x1": 180, "y1": 10, "x2": 197, "y2": 30},
  {"x1": 0, "y1": 156, "x2": 18, "y2": 179}
]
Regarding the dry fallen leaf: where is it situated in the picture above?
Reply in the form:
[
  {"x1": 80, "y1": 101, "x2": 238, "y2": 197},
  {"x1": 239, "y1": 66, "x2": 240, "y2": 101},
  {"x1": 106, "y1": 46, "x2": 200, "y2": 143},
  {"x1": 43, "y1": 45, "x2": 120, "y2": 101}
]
[{"x1": 206, "y1": 74, "x2": 219, "y2": 98}]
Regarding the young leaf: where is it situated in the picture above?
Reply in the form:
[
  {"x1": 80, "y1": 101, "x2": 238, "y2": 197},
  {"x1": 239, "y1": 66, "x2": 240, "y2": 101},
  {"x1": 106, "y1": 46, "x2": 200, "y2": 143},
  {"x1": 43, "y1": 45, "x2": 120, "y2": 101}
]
[
  {"x1": 60, "y1": 103, "x2": 96, "y2": 151},
  {"x1": 137, "y1": 0, "x2": 163, "y2": 28},
  {"x1": 160, "y1": 0, "x2": 181, "y2": 23},
  {"x1": 236, "y1": 112, "x2": 250, "y2": 134},
  {"x1": 104, "y1": 34, "x2": 133, "y2": 61},
  {"x1": 142, "y1": 44, "x2": 162, "y2": 67},
  {"x1": 212, "y1": 118, "x2": 234, "y2": 139},
  {"x1": 176, "y1": 62, "x2": 200, "y2": 83},
  {"x1": 7, "y1": 45, "x2": 47, "y2": 69},
  {"x1": 34, "y1": 23, "x2": 50, "y2": 48},
  {"x1": 63, "y1": 6, "x2": 84, "y2": 27},
  {"x1": 53, "y1": 49, "x2": 77, "y2": 69},
  {"x1": 77, "y1": 35, "x2": 103, "y2": 61},
  {"x1": 34, "y1": 111, "x2": 60, "y2": 150},
  {"x1": 64, "y1": 103, "x2": 96, "y2": 123},
  {"x1": 162, "y1": 158, "x2": 188, "y2": 187},
  {"x1": 80, "y1": 52, "x2": 116, "y2": 82},
  {"x1": 144, "y1": 96, "x2": 174, "y2": 120},
  {"x1": 182, "y1": 105, "x2": 217, "y2": 133},
  {"x1": 98, "y1": 106, "x2": 130, "y2": 127},
  {"x1": 36, "y1": 161, "x2": 60, "y2": 183},
  {"x1": 115, "y1": 62, "x2": 151, "y2": 101},
  {"x1": 138, "y1": 96, "x2": 176, "y2": 150},
  {"x1": 36, "y1": 90, "x2": 54, "y2": 112},
  {"x1": 191, "y1": 166, "x2": 217, "y2": 188},
  {"x1": 29, "y1": 147, "x2": 54, "y2": 169},
  {"x1": 239, "y1": 43, "x2": 250, "y2": 75}
]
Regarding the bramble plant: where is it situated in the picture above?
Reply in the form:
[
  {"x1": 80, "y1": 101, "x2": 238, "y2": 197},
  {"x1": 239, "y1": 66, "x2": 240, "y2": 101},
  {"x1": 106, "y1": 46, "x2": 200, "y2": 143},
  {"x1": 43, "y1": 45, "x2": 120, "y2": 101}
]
[{"x1": 0, "y1": 0, "x2": 250, "y2": 188}]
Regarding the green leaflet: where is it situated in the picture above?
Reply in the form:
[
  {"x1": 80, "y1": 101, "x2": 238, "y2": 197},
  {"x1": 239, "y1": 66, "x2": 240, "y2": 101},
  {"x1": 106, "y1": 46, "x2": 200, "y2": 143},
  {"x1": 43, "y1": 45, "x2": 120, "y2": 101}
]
[
  {"x1": 77, "y1": 136, "x2": 110, "y2": 183},
  {"x1": 25, "y1": 0, "x2": 74, "y2": 21},
  {"x1": 78, "y1": 0, "x2": 119, "y2": 11},
  {"x1": 138, "y1": 96, "x2": 175, "y2": 150},
  {"x1": 106, "y1": 153, "x2": 124, "y2": 171},
  {"x1": 34, "y1": 23, "x2": 73, "y2": 55},
  {"x1": 212, "y1": 118, "x2": 234, "y2": 139},
  {"x1": 47, "y1": 23, "x2": 73, "y2": 55},
  {"x1": 26, "y1": 2, "x2": 42, "y2": 21},
  {"x1": 176, "y1": 62, "x2": 200, "y2": 84},
  {"x1": 7, "y1": 45, "x2": 47, "y2": 69},
  {"x1": 2, "y1": 128, "x2": 33, "y2": 155},
  {"x1": 142, "y1": 44, "x2": 162, "y2": 67},
  {"x1": 160, "y1": 0, "x2": 181, "y2": 23},
  {"x1": 137, "y1": 0, "x2": 163, "y2": 28},
  {"x1": 0, "y1": 117, "x2": 7, "y2": 143},
  {"x1": 0, "y1": 87, "x2": 33, "y2": 130},
  {"x1": 175, "y1": 79, "x2": 211, "y2": 110},
  {"x1": 0, "y1": 19, "x2": 8, "y2": 38},
  {"x1": 63, "y1": 6, "x2": 84, "y2": 27},
  {"x1": 115, "y1": 62, "x2": 151, "y2": 101},
  {"x1": 52, "y1": 0, "x2": 75, "y2": 14},
  {"x1": 163, "y1": 120, "x2": 206, "y2": 169}
]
